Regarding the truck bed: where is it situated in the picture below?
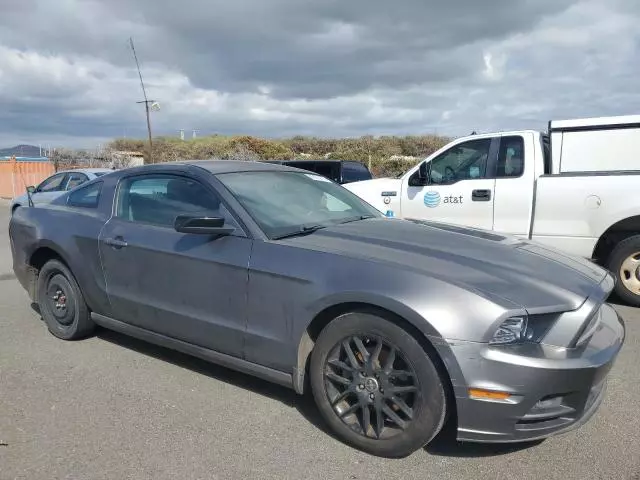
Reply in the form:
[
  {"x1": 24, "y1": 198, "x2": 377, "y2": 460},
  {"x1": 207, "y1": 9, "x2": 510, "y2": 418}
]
[{"x1": 531, "y1": 172, "x2": 640, "y2": 258}]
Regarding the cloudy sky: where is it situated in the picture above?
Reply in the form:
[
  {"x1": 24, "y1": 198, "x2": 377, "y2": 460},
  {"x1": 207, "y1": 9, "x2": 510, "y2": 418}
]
[{"x1": 0, "y1": 0, "x2": 638, "y2": 148}]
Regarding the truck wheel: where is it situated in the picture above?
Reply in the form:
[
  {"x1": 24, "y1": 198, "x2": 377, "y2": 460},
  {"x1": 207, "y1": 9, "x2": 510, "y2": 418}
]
[
  {"x1": 607, "y1": 235, "x2": 640, "y2": 307},
  {"x1": 36, "y1": 259, "x2": 96, "y2": 340},
  {"x1": 309, "y1": 311, "x2": 447, "y2": 458}
]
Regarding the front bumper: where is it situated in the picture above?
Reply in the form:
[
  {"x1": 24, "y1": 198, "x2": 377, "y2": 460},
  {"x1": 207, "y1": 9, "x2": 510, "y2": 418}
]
[{"x1": 446, "y1": 302, "x2": 625, "y2": 443}]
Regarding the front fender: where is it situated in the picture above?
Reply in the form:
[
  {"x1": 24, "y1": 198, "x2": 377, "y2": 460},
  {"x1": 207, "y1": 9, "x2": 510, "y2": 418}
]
[
  {"x1": 306, "y1": 290, "x2": 444, "y2": 339},
  {"x1": 292, "y1": 289, "x2": 471, "y2": 397}
]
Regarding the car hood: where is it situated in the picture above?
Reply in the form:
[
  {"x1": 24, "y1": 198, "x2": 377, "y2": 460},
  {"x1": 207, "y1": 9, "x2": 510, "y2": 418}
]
[
  {"x1": 280, "y1": 218, "x2": 609, "y2": 312},
  {"x1": 11, "y1": 193, "x2": 27, "y2": 204}
]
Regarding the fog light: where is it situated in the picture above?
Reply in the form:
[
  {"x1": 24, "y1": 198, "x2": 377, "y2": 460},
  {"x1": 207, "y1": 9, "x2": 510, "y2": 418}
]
[{"x1": 534, "y1": 396, "x2": 564, "y2": 410}]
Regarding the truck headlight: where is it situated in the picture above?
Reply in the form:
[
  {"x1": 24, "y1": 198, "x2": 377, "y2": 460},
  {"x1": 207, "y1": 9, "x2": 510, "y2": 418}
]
[{"x1": 489, "y1": 316, "x2": 528, "y2": 345}]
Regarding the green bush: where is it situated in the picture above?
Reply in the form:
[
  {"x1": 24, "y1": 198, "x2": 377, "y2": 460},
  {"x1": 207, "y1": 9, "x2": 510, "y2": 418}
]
[{"x1": 107, "y1": 133, "x2": 451, "y2": 178}]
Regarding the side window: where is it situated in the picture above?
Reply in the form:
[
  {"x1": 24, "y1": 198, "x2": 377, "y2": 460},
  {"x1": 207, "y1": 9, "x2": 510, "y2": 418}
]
[
  {"x1": 37, "y1": 173, "x2": 67, "y2": 192},
  {"x1": 67, "y1": 181, "x2": 102, "y2": 208},
  {"x1": 312, "y1": 163, "x2": 340, "y2": 182},
  {"x1": 496, "y1": 136, "x2": 525, "y2": 178},
  {"x1": 115, "y1": 175, "x2": 239, "y2": 230},
  {"x1": 426, "y1": 138, "x2": 492, "y2": 185},
  {"x1": 342, "y1": 162, "x2": 372, "y2": 183},
  {"x1": 65, "y1": 172, "x2": 89, "y2": 190}
]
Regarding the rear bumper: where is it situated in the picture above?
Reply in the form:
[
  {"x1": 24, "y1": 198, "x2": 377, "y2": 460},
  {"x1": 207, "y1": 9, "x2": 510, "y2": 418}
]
[{"x1": 446, "y1": 302, "x2": 625, "y2": 443}]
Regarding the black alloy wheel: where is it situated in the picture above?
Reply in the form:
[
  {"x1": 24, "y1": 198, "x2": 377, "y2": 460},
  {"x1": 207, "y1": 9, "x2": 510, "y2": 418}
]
[
  {"x1": 309, "y1": 311, "x2": 447, "y2": 458},
  {"x1": 323, "y1": 334, "x2": 419, "y2": 440}
]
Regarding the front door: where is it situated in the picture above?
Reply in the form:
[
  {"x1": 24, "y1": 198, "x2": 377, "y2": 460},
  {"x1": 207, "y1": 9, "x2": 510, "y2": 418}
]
[
  {"x1": 31, "y1": 172, "x2": 70, "y2": 205},
  {"x1": 402, "y1": 136, "x2": 499, "y2": 230},
  {"x1": 98, "y1": 172, "x2": 251, "y2": 358}
]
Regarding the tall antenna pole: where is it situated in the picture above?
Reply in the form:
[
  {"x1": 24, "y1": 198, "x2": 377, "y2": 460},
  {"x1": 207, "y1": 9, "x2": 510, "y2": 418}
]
[{"x1": 129, "y1": 37, "x2": 155, "y2": 164}]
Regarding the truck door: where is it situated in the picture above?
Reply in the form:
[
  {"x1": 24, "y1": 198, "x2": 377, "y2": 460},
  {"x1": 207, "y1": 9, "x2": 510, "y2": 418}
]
[
  {"x1": 492, "y1": 133, "x2": 535, "y2": 237},
  {"x1": 401, "y1": 136, "x2": 499, "y2": 230}
]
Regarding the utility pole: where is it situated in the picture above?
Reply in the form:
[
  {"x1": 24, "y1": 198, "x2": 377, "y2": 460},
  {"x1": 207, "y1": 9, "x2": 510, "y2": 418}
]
[
  {"x1": 137, "y1": 98, "x2": 156, "y2": 163},
  {"x1": 129, "y1": 37, "x2": 156, "y2": 164}
]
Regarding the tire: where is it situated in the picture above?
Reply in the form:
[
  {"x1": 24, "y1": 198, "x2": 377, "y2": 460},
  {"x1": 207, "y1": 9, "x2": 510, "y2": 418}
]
[
  {"x1": 606, "y1": 235, "x2": 640, "y2": 307},
  {"x1": 309, "y1": 311, "x2": 447, "y2": 458},
  {"x1": 36, "y1": 259, "x2": 96, "y2": 340}
]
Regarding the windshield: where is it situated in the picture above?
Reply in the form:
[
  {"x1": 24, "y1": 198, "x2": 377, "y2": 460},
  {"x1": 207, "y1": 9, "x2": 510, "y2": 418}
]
[{"x1": 217, "y1": 171, "x2": 382, "y2": 239}]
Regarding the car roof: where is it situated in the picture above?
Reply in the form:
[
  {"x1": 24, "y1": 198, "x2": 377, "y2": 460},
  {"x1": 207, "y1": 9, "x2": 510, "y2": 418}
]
[
  {"x1": 53, "y1": 167, "x2": 113, "y2": 175},
  {"x1": 140, "y1": 159, "x2": 309, "y2": 175},
  {"x1": 264, "y1": 159, "x2": 363, "y2": 165}
]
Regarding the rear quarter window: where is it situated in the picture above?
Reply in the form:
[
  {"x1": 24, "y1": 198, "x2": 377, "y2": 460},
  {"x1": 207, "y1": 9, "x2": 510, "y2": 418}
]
[
  {"x1": 342, "y1": 162, "x2": 372, "y2": 183},
  {"x1": 67, "y1": 181, "x2": 103, "y2": 208}
]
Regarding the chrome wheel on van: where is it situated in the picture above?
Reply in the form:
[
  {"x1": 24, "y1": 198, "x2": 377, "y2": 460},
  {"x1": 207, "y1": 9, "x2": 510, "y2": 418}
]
[
  {"x1": 607, "y1": 235, "x2": 640, "y2": 307},
  {"x1": 619, "y1": 252, "x2": 640, "y2": 293}
]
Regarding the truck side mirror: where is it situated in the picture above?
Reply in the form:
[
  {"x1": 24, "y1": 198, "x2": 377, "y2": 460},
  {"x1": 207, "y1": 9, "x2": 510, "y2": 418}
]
[{"x1": 408, "y1": 162, "x2": 429, "y2": 187}]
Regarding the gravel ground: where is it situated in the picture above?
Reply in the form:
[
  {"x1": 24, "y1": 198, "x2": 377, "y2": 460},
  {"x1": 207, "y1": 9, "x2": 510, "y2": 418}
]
[{"x1": 1, "y1": 203, "x2": 639, "y2": 480}]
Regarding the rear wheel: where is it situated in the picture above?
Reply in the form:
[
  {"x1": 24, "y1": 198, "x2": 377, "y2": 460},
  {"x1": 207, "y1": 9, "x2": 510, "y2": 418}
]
[
  {"x1": 309, "y1": 311, "x2": 447, "y2": 458},
  {"x1": 607, "y1": 235, "x2": 640, "y2": 307},
  {"x1": 37, "y1": 259, "x2": 95, "y2": 340}
]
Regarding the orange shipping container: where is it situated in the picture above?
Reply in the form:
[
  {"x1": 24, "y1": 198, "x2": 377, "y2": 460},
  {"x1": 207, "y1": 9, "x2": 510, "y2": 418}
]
[{"x1": 0, "y1": 157, "x2": 55, "y2": 199}]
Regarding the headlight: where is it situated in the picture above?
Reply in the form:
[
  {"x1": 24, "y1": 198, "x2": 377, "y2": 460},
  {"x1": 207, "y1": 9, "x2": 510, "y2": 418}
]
[
  {"x1": 490, "y1": 316, "x2": 528, "y2": 345},
  {"x1": 489, "y1": 313, "x2": 558, "y2": 345}
]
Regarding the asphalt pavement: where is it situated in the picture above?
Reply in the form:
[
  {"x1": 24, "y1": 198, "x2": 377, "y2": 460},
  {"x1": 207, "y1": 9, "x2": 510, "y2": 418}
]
[{"x1": 1, "y1": 202, "x2": 639, "y2": 480}]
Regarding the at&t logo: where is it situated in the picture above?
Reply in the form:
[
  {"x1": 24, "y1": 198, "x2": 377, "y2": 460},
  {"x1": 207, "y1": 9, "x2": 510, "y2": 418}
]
[{"x1": 423, "y1": 191, "x2": 441, "y2": 208}]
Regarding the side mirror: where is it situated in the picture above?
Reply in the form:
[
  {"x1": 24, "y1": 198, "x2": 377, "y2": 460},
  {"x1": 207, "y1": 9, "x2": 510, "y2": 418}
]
[
  {"x1": 26, "y1": 186, "x2": 36, "y2": 194},
  {"x1": 174, "y1": 214, "x2": 235, "y2": 236},
  {"x1": 408, "y1": 162, "x2": 429, "y2": 187}
]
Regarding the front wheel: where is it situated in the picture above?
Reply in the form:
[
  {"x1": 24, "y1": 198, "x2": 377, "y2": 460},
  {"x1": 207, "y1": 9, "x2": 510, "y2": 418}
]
[
  {"x1": 606, "y1": 234, "x2": 640, "y2": 307},
  {"x1": 309, "y1": 311, "x2": 447, "y2": 458}
]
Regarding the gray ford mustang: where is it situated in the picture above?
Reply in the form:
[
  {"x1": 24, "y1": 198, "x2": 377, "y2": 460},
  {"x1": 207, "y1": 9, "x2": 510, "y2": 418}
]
[{"x1": 9, "y1": 160, "x2": 625, "y2": 458}]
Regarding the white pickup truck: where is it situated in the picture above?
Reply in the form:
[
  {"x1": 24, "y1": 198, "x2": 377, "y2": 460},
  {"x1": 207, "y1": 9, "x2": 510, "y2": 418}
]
[{"x1": 344, "y1": 114, "x2": 640, "y2": 306}]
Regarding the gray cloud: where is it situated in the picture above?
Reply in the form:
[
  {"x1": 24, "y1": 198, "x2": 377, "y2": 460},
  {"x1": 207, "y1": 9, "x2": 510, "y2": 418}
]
[{"x1": 0, "y1": 0, "x2": 638, "y2": 147}]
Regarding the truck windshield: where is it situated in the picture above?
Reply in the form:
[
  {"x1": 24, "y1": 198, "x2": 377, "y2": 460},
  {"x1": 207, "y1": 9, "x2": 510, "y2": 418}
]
[{"x1": 217, "y1": 171, "x2": 382, "y2": 239}]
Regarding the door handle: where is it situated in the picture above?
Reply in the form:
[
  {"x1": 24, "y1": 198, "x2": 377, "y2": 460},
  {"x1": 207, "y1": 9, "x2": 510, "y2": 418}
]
[
  {"x1": 471, "y1": 189, "x2": 492, "y2": 201},
  {"x1": 104, "y1": 237, "x2": 128, "y2": 249}
]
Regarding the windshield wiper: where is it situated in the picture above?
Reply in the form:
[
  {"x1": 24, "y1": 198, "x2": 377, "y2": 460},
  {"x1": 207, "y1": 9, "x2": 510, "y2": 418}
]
[
  {"x1": 271, "y1": 224, "x2": 327, "y2": 240},
  {"x1": 336, "y1": 215, "x2": 377, "y2": 225}
]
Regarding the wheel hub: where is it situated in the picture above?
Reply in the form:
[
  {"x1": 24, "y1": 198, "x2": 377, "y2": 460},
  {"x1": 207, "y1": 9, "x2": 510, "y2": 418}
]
[
  {"x1": 53, "y1": 289, "x2": 67, "y2": 310},
  {"x1": 619, "y1": 252, "x2": 640, "y2": 293},
  {"x1": 45, "y1": 275, "x2": 75, "y2": 326},
  {"x1": 364, "y1": 377, "x2": 379, "y2": 393}
]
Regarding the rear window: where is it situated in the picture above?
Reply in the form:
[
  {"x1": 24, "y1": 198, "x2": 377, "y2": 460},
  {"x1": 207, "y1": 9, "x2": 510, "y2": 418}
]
[
  {"x1": 67, "y1": 181, "x2": 102, "y2": 208},
  {"x1": 342, "y1": 162, "x2": 372, "y2": 183},
  {"x1": 285, "y1": 161, "x2": 340, "y2": 182},
  {"x1": 541, "y1": 134, "x2": 551, "y2": 174}
]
